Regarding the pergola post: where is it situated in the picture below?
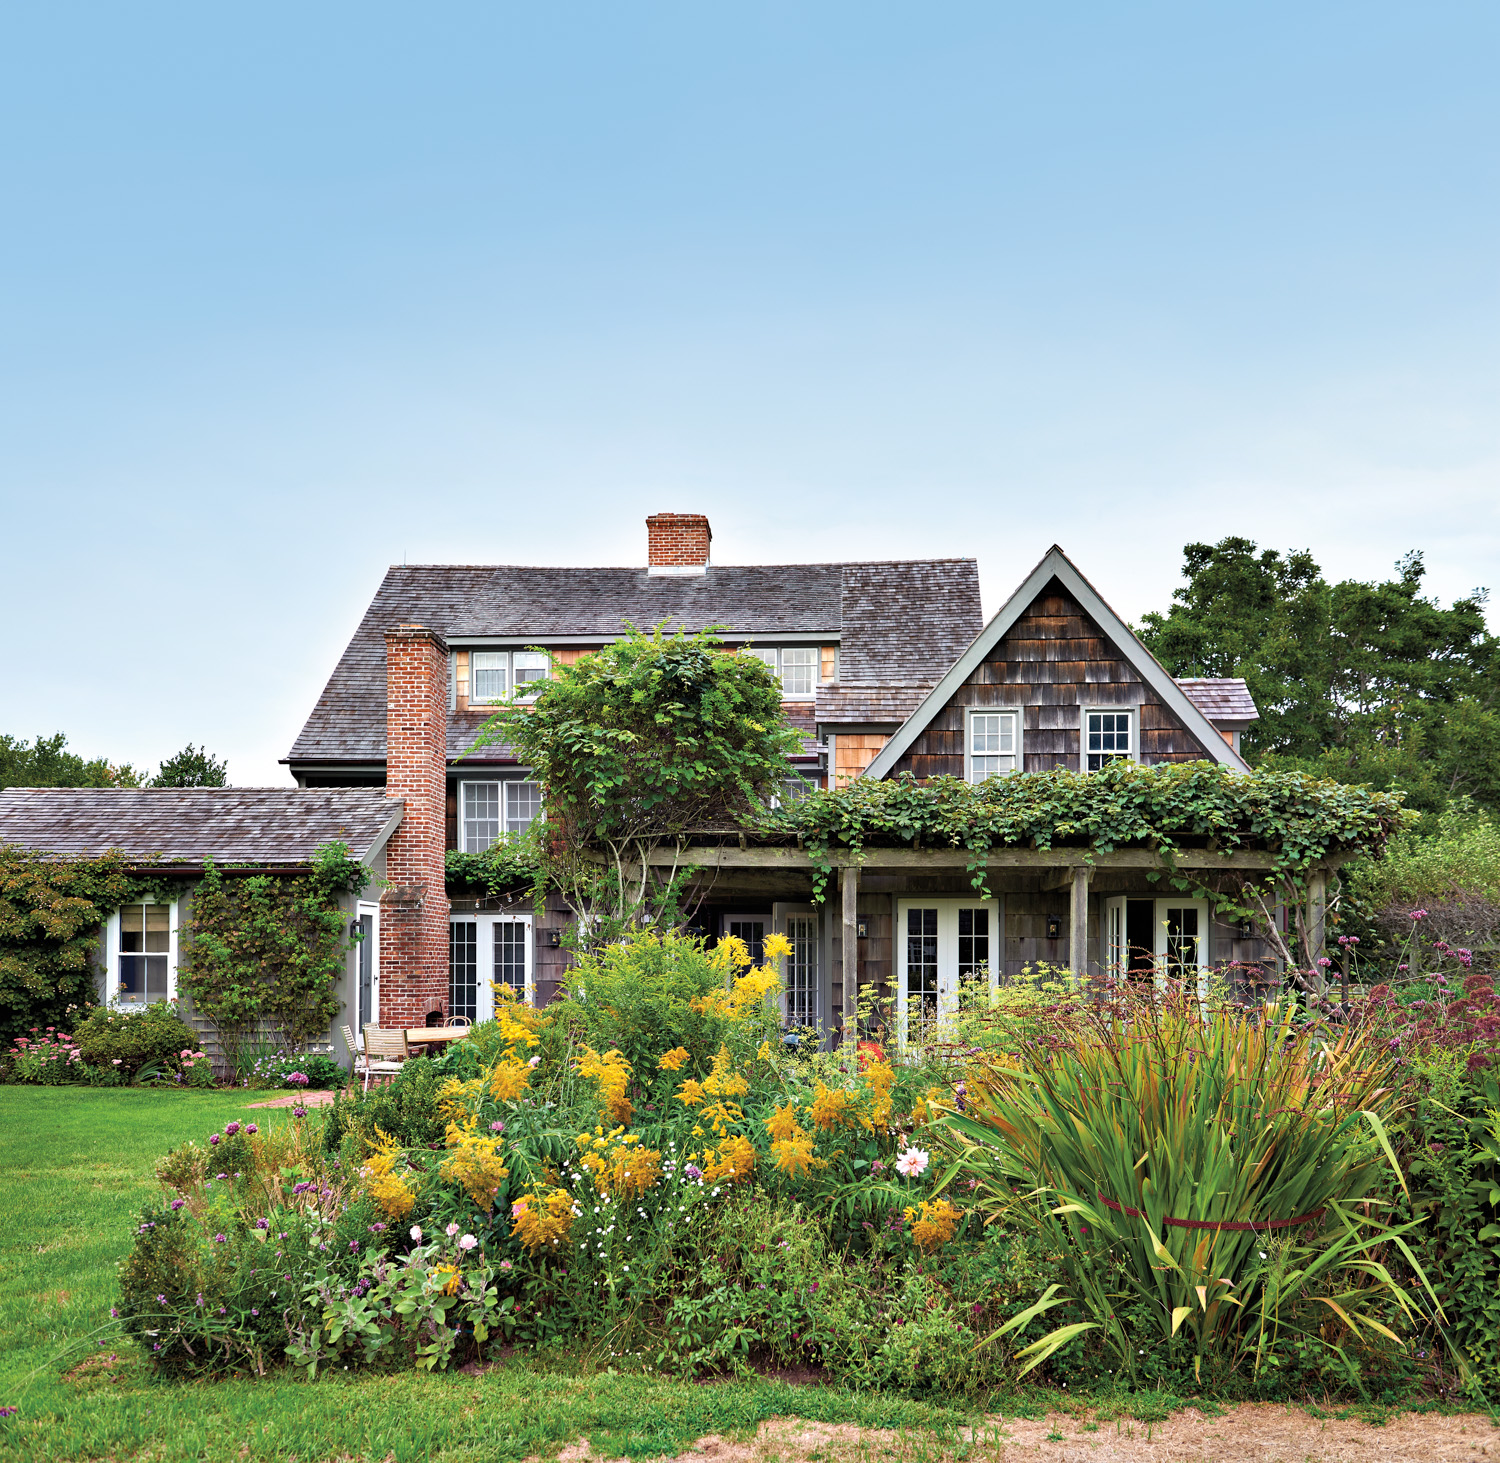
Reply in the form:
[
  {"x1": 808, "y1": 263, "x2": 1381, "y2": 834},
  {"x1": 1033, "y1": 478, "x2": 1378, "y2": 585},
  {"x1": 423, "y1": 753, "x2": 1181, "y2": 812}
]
[{"x1": 1070, "y1": 867, "x2": 1091, "y2": 978}]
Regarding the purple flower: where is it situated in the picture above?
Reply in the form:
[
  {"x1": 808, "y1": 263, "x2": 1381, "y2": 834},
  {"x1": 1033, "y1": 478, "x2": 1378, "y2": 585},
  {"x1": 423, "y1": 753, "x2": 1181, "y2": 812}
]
[
  {"x1": 349, "y1": 1241, "x2": 360, "y2": 1252},
  {"x1": 246, "y1": 1123, "x2": 258, "y2": 1134},
  {"x1": 0, "y1": 1406, "x2": 18, "y2": 1418},
  {"x1": 293, "y1": 1182, "x2": 312, "y2": 1195},
  {"x1": 216, "y1": 1173, "x2": 227, "y2": 1181},
  {"x1": 170, "y1": 1198, "x2": 185, "y2": 1211},
  {"x1": 255, "y1": 1218, "x2": 269, "y2": 1230},
  {"x1": 685, "y1": 1164, "x2": 703, "y2": 1180},
  {"x1": 109, "y1": 1306, "x2": 118, "y2": 1318},
  {"x1": 251, "y1": 1308, "x2": 259, "y2": 1316},
  {"x1": 225, "y1": 1121, "x2": 241, "y2": 1136},
  {"x1": 288, "y1": 1072, "x2": 309, "y2": 1086},
  {"x1": 214, "y1": 1233, "x2": 227, "y2": 1244},
  {"x1": 1411, "y1": 908, "x2": 1429, "y2": 920},
  {"x1": 156, "y1": 1294, "x2": 166, "y2": 1304},
  {"x1": 292, "y1": 1106, "x2": 307, "y2": 1118},
  {"x1": 209, "y1": 1134, "x2": 221, "y2": 1145}
]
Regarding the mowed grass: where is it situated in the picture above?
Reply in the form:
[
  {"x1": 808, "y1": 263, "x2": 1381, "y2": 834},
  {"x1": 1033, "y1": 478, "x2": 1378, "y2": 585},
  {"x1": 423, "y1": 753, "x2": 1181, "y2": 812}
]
[{"x1": 0, "y1": 1089, "x2": 974, "y2": 1462}]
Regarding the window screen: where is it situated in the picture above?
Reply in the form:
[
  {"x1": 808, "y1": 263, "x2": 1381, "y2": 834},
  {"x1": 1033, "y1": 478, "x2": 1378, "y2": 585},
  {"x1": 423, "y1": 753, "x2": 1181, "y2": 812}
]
[
  {"x1": 968, "y1": 712, "x2": 1018, "y2": 781},
  {"x1": 1085, "y1": 711, "x2": 1132, "y2": 771}
]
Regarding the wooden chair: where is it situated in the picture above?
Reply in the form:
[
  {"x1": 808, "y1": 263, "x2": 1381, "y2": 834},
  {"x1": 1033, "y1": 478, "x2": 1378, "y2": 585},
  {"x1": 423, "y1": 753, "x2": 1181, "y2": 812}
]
[
  {"x1": 445, "y1": 1015, "x2": 472, "y2": 1029},
  {"x1": 359, "y1": 1024, "x2": 409, "y2": 1091}
]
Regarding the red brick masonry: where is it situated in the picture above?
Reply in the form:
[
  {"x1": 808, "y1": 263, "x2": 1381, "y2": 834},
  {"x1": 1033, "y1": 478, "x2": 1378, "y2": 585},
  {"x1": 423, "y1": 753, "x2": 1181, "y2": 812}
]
[
  {"x1": 646, "y1": 512, "x2": 711, "y2": 568},
  {"x1": 379, "y1": 623, "x2": 451, "y2": 1027}
]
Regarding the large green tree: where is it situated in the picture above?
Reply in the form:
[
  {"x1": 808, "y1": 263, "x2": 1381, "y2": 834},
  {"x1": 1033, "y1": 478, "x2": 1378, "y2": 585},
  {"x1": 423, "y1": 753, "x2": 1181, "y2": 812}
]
[
  {"x1": 1139, "y1": 538, "x2": 1500, "y2": 814},
  {"x1": 149, "y1": 744, "x2": 228, "y2": 787},
  {"x1": 0, "y1": 733, "x2": 143, "y2": 791},
  {"x1": 467, "y1": 625, "x2": 802, "y2": 939}
]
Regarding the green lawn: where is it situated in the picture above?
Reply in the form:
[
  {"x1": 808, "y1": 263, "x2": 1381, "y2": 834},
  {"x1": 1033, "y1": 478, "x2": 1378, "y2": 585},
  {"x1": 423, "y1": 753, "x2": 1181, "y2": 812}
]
[{"x1": 0, "y1": 1089, "x2": 975, "y2": 1462}]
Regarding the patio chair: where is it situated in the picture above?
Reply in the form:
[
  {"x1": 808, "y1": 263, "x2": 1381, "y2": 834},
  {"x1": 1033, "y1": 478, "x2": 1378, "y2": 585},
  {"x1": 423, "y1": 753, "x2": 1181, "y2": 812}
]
[
  {"x1": 445, "y1": 1015, "x2": 472, "y2": 1028},
  {"x1": 359, "y1": 1024, "x2": 409, "y2": 1091}
]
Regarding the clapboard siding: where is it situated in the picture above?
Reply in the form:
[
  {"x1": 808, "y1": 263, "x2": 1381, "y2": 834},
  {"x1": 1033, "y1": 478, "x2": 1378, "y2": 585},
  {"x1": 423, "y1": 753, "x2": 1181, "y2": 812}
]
[{"x1": 890, "y1": 579, "x2": 1213, "y2": 779}]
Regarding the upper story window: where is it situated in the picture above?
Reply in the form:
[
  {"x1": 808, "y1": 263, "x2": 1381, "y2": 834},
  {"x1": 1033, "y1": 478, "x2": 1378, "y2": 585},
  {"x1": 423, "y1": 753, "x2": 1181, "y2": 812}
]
[
  {"x1": 1084, "y1": 709, "x2": 1134, "y2": 771},
  {"x1": 743, "y1": 646, "x2": 819, "y2": 700},
  {"x1": 967, "y1": 710, "x2": 1019, "y2": 782},
  {"x1": 460, "y1": 780, "x2": 543, "y2": 852},
  {"x1": 468, "y1": 650, "x2": 549, "y2": 705},
  {"x1": 109, "y1": 899, "x2": 177, "y2": 1006}
]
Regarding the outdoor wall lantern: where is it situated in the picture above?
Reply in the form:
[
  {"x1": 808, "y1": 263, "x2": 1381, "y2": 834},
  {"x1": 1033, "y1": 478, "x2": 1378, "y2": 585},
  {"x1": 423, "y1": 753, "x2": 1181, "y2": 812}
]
[
  {"x1": 546, "y1": 930, "x2": 562, "y2": 948},
  {"x1": 856, "y1": 919, "x2": 869, "y2": 939},
  {"x1": 1045, "y1": 915, "x2": 1063, "y2": 941}
]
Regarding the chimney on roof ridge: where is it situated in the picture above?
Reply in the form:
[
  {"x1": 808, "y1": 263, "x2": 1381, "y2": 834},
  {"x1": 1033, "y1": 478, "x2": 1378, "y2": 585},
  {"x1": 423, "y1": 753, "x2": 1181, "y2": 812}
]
[{"x1": 646, "y1": 513, "x2": 711, "y2": 576}]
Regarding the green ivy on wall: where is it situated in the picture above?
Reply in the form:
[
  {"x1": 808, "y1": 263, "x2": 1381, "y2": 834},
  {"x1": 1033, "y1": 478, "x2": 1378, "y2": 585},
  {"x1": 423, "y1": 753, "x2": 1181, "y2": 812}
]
[
  {"x1": 0, "y1": 845, "x2": 191, "y2": 1046},
  {"x1": 176, "y1": 844, "x2": 369, "y2": 1067}
]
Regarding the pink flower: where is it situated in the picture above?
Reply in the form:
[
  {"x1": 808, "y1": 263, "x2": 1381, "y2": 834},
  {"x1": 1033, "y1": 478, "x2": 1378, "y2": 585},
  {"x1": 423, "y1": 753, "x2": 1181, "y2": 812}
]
[
  {"x1": 410, "y1": 1226, "x2": 423, "y2": 1242},
  {"x1": 895, "y1": 1148, "x2": 930, "y2": 1179},
  {"x1": 457, "y1": 1234, "x2": 478, "y2": 1251},
  {"x1": 446, "y1": 1222, "x2": 459, "y2": 1238}
]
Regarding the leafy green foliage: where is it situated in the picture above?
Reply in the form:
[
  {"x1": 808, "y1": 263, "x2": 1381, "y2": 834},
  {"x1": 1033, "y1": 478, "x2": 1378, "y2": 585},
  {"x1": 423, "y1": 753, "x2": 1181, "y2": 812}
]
[
  {"x1": 468, "y1": 625, "x2": 801, "y2": 937},
  {"x1": 1137, "y1": 537, "x2": 1500, "y2": 815},
  {"x1": 773, "y1": 762, "x2": 1411, "y2": 904},
  {"x1": 0, "y1": 845, "x2": 155, "y2": 1046},
  {"x1": 176, "y1": 845, "x2": 368, "y2": 1068},
  {"x1": 934, "y1": 988, "x2": 1429, "y2": 1387},
  {"x1": 444, "y1": 819, "x2": 546, "y2": 898},
  {"x1": 0, "y1": 731, "x2": 143, "y2": 791},
  {"x1": 148, "y1": 744, "x2": 228, "y2": 788},
  {"x1": 74, "y1": 1002, "x2": 199, "y2": 1082}
]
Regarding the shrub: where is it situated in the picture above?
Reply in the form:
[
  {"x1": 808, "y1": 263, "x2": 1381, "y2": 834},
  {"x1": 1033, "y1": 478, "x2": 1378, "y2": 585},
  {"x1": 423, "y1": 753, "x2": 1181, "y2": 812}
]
[
  {"x1": 248, "y1": 1050, "x2": 347, "y2": 1091},
  {"x1": 936, "y1": 985, "x2": 1428, "y2": 1386},
  {"x1": 74, "y1": 1002, "x2": 198, "y2": 1082},
  {"x1": 4, "y1": 1025, "x2": 86, "y2": 1083},
  {"x1": 322, "y1": 1057, "x2": 449, "y2": 1154}
]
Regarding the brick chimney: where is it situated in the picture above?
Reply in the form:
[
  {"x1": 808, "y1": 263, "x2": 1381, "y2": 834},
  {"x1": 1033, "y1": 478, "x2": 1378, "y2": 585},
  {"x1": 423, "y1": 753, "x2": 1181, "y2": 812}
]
[
  {"x1": 379, "y1": 623, "x2": 451, "y2": 1028},
  {"x1": 646, "y1": 513, "x2": 711, "y2": 576}
]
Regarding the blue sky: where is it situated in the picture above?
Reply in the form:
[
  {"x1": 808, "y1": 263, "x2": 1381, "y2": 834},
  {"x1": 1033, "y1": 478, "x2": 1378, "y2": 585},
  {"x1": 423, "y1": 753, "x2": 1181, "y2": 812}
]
[{"x1": 2, "y1": 3, "x2": 1496, "y2": 784}]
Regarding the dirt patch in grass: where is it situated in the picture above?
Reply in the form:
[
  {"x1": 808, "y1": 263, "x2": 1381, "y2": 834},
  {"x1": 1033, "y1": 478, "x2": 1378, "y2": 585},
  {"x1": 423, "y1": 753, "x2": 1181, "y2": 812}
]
[{"x1": 553, "y1": 1406, "x2": 1498, "y2": 1463}]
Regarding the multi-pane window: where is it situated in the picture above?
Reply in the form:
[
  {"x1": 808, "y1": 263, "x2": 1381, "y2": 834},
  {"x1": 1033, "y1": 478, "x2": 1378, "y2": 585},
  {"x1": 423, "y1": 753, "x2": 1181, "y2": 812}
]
[
  {"x1": 118, "y1": 902, "x2": 171, "y2": 1005},
  {"x1": 462, "y1": 781, "x2": 543, "y2": 850},
  {"x1": 741, "y1": 646, "x2": 819, "y2": 699},
  {"x1": 513, "y1": 652, "x2": 549, "y2": 700},
  {"x1": 495, "y1": 921, "x2": 527, "y2": 996},
  {"x1": 449, "y1": 921, "x2": 478, "y2": 1021},
  {"x1": 461, "y1": 783, "x2": 501, "y2": 852},
  {"x1": 957, "y1": 907, "x2": 990, "y2": 979},
  {"x1": 968, "y1": 711, "x2": 1019, "y2": 781},
  {"x1": 505, "y1": 781, "x2": 542, "y2": 835},
  {"x1": 784, "y1": 915, "x2": 819, "y2": 1029},
  {"x1": 1085, "y1": 710, "x2": 1133, "y2": 771},
  {"x1": 725, "y1": 918, "x2": 766, "y2": 966},
  {"x1": 471, "y1": 652, "x2": 509, "y2": 704},
  {"x1": 1164, "y1": 905, "x2": 1201, "y2": 979}
]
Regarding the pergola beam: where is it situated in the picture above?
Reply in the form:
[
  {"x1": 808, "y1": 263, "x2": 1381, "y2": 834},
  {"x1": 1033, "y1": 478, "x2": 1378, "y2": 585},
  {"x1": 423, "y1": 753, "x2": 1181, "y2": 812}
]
[{"x1": 635, "y1": 845, "x2": 1285, "y2": 872}]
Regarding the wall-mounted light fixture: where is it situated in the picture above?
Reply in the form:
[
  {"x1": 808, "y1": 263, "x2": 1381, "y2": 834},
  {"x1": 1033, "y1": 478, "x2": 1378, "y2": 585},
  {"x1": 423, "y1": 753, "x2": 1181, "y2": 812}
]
[
  {"x1": 856, "y1": 919, "x2": 869, "y2": 939},
  {"x1": 1046, "y1": 915, "x2": 1063, "y2": 941},
  {"x1": 546, "y1": 930, "x2": 562, "y2": 948},
  {"x1": 349, "y1": 919, "x2": 362, "y2": 940},
  {"x1": 1238, "y1": 919, "x2": 1255, "y2": 939}
]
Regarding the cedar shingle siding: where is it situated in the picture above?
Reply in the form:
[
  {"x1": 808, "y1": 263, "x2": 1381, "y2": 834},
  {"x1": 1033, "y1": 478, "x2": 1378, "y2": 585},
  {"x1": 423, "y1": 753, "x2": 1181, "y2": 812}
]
[{"x1": 889, "y1": 581, "x2": 1216, "y2": 779}]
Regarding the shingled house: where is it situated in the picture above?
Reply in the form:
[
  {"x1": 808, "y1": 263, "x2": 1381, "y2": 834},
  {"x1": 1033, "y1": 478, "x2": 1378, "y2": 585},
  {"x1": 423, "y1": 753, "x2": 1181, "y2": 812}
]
[{"x1": 0, "y1": 519, "x2": 1281, "y2": 1057}]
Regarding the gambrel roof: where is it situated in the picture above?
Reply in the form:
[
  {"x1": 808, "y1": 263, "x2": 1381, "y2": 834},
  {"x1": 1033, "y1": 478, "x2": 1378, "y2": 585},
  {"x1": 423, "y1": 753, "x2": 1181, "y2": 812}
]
[
  {"x1": 863, "y1": 545, "x2": 1253, "y2": 779},
  {"x1": 0, "y1": 788, "x2": 402, "y2": 868},
  {"x1": 287, "y1": 559, "x2": 982, "y2": 767}
]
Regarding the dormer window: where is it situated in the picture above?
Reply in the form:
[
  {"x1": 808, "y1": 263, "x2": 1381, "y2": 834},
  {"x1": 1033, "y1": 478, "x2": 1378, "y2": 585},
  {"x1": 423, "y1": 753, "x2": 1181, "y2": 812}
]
[
  {"x1": 743, "y1": 646, "x2": 819, "y2": 701},
  {"x1": 467, "y1": 650, "x2": 548, "y2": 706}
]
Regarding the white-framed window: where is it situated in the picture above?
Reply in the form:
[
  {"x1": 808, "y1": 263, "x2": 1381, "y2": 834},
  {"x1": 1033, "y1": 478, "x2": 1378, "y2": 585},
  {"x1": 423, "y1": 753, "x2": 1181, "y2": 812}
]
[
  {"x1": 741, "y1": 646, "x2": 819, "y2": 700},
  {"x1": 966, "y1": 709, "x2": 1020, "y2": 782},
  {"x1": 106, "y1": 898, "x2": 178, "y2": 1007},
  {"x1": 471, "y1": 651, "x2": 509, "y2": 704},
  {"x1": 505, "y1": 780, "x2": 542, "y2": 835},
  {"x1": 513, "y1": 652, "x2": 549, "y2": 701},
  {"x1": 776, "y1": 774, "x2": 816, "y2": 806},
  {"x1": 467, "y1": 650, "x2": 549, "y2": 705},
  {"x1": 461, "y1": 780, "x2": 543, "y2": 851},
  {"x1": 895, "y1": 898, "x2": 1002, "y2": 1048},
  {"x1": 1083, "y1": 708, "x2": 1134, "y2": 771}
]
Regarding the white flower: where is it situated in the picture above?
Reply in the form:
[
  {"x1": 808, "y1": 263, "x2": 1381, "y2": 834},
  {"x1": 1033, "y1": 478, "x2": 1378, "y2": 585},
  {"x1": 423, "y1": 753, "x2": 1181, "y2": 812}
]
[
  {"x1": 409, "y1": 1226, "x2": 423, "y2": 1242},
  {"x1": 457, "y1": 1234, "x2": 478, "y2": 1252},
  {"x1": 895, "y1": 1147, "x2": 930, "y2": 1179}
]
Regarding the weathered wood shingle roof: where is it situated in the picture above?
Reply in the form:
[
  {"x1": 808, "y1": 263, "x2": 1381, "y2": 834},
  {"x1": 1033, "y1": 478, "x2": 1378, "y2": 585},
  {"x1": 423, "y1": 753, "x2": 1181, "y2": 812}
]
[
  {"x1": 0, "y1": 788, "x2": 402, "y2": 866},
  {"x1": 287, "y1": 559, "x2": 982, "y2": 767},
  {"x1": 1175, "y1": 678, "x2": 1260, "y2": 723}
]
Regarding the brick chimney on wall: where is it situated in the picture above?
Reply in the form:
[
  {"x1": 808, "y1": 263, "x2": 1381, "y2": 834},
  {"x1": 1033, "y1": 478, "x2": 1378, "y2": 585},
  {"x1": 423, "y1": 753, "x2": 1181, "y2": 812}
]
[
  {"x1": 379, "y1": 623, "x2": 451, "y2": 1027},
  {"x1": 646, "y1": 512, "x2": 711, "y2": 576}
]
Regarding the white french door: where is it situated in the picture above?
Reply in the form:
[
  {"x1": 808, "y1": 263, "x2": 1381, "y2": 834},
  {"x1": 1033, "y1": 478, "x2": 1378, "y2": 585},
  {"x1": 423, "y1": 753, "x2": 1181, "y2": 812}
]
[
  {"x1": 1102, "y1": 896, "x2": 1209, "y2": 993},
  {"x1": 773, "y1": 903, "x2": 821, "y2": 1033},
  {"x1": 355, "y1": 901, "x2": 381, "y2": 1031},
  {"x1": 449, "y1": 914, "x2": 534, "y2": 1022},
  {"x1": 895, "y1": 898, "x2": 1001, "y2": 1047}
]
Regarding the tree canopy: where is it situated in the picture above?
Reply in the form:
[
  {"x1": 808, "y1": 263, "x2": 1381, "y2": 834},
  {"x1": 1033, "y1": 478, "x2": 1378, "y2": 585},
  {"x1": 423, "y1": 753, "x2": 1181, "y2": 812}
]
[
  {"x1": 0, "y1": 733, "x2": 143, "y2": 792},
  {"x1": 150, "y1": 744, "x2": 229, "y2": 788},
  {"x1": 1138, "y1": 537, "x2": 1499, "y2": 815}
]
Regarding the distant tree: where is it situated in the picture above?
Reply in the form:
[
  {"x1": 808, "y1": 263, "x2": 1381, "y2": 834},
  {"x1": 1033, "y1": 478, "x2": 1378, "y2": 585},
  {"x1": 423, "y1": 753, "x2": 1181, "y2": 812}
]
[
  {"x1": 1139, "y1": 538, "x2": 1500, "y2": 815},
  {"x1": 150, "y1": 744, "x2": 228, "y2": 788},
  {"x1": 0, "y1": 733, "x2": 143, "y2": 792}
]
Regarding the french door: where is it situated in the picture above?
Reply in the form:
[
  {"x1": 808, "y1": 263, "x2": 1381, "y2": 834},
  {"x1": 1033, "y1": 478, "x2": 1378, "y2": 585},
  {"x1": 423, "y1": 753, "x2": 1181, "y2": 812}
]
[
  {"x1": 772, "y1": 903, "x2": 822, "y2": 1033},
  {"x1": 894, "y1": 898, "x2": 1001, "y2": 1047},
  {"x1": 1102, "y1": 897, "x2": 1209, "y2": 991},
  {"x1": 449, "y1": 914, "x2": 534, "y2": 1022}
]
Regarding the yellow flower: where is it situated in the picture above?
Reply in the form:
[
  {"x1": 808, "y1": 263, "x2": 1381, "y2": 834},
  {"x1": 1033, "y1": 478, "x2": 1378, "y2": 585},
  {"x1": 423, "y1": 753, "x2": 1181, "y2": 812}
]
[
  {"x1": 771, "y1": 1135, "x2": 822, "y2": 1180},
  {"x1": 703, "y1": 1135, "x2": 756, "y2": 1185},
  {"x1": 489, "y1": 1055, "x2": 531, "y2": 1103},
  {"x1": 904, "y1": 1198, "x2": 962, "y2": 1253},
  {"x1": 675, "y1": 1079, "x2": 706, "y2": 1107},
  {"x1": 429, "y1": 1264, "x2": 462, "y2": 1296},
  {"x1": 807, "y1": 1081, "x2": 861, "y2": 1132},
  {"x1": 439, "y1": 1130, "x2": 510, "y2": 1211},
  {"x1": 761, "y1": 931, "x2": 793, "y2": 962},
  {"x1": 764, "y1": 1100, "x2": 803, "y2": 1143},
  {"x1": 579, "y1": 1045, "x2": 634, "y2": 1126},
  {"x1": 657, "y1": 1046, "x2": 690, "y2": 1072},
  {"x1": 511, "y1": 1187, "x2": 575, "y2": 1254},
  {"x1": 361, "y1": 1127, "x2": 418, "y2": 1220},
  {"x1": 756, "y1": 1040, "x2": 771, "y2": 1061}
]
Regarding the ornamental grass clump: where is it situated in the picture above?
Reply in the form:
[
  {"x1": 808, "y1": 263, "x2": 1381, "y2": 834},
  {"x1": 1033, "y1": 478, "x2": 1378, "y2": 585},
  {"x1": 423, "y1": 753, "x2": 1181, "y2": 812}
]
[{"x1": 936, "y1": 983, "x2": 1438, "y2": 1384}]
